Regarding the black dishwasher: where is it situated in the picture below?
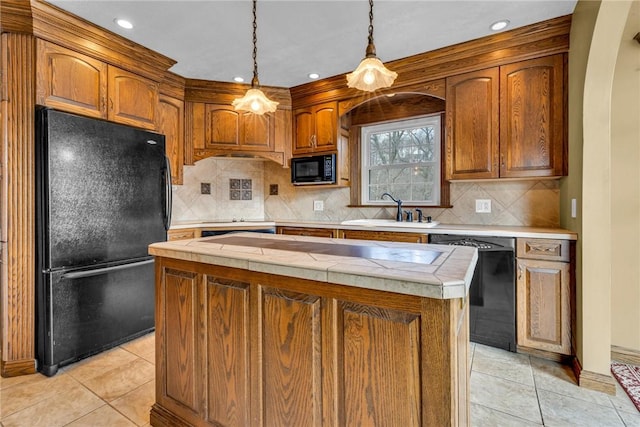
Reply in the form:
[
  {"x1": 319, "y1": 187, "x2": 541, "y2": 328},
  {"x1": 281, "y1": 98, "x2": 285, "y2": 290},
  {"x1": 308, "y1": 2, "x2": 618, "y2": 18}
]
[{"x1": 429, "y1": 234, "x2": 516, "y2": 351}]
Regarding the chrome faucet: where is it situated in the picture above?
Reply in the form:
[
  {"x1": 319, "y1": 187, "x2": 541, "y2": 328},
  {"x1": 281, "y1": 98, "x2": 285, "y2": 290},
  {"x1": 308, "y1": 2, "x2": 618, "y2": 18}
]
[{"x1": 381, "y1": 192, "x2": 403, "y2": 222}]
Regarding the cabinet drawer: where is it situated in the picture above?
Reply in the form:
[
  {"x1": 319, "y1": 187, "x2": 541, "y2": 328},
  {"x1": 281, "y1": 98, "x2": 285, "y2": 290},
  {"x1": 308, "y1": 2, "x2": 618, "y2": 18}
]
[
  {"x1": 168, "y1": 229, "x2": 198, "y2": 241},
  {"x1": 340, "y1": 229, "x2": 428, "y2": 243},
  {"x1": 517, "y1": 238, "x2": 569, "y2": 262},
  {"x1": 277, "y1": 226, "x2": 337, "y2": 238}
]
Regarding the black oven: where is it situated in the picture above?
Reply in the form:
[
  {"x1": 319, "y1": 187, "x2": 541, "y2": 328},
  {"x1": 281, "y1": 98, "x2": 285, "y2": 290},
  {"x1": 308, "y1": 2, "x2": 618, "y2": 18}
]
[
  {"x1": 430, "y1": 234, "x2": 516, "y2": 351},
  {"x1": 291, "y1": 154, "x2": 336, "y2": 185}
]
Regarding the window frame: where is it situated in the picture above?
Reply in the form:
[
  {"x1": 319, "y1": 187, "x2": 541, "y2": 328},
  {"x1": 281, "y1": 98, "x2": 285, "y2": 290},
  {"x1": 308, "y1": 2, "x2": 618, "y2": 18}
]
[{"x1": 360, "y1": 114, "x2": 443, "y2": 206}]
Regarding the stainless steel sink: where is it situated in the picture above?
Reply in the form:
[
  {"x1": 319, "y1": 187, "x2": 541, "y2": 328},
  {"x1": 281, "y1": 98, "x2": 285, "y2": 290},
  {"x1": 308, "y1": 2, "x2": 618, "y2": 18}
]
[{"x1": 340, "y1": 219, "x2": 440, "y2": 228}]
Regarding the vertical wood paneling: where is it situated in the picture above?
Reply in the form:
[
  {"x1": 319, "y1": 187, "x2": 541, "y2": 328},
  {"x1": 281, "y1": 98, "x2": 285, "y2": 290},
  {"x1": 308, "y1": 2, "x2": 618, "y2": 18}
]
[
  {"x1": 206, "y1": 276, "x2": 251, "y2": 427},
  {"x1": 339, "y1": 302, "x2": 421, "y2": 426},
  {"x1": 261, "y1": 287, "x2": 322, "y2": 427},
  {"x1": 163, "y1": 268, "x2": 199, "y2": 413},
  {"x1": 0, "y1": 32, "x2": 37, "y2": 377}
]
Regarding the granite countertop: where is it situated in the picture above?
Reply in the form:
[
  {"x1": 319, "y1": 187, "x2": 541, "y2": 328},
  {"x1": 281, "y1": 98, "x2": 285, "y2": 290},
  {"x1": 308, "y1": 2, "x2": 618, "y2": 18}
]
[{"x1": 149, "y1": 232, "x2": 478, "y2": 300}]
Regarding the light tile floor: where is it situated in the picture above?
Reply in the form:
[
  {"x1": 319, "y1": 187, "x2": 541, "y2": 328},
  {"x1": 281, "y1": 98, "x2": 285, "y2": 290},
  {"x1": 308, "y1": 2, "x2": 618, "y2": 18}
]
[{"x1": 1, "y1": 334, "x2": 638, "y2": 426}]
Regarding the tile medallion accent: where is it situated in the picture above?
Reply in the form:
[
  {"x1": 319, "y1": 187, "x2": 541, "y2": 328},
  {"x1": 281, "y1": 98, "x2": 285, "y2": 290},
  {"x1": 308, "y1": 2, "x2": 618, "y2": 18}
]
[
  {"x1": 229, "y1": 179, "x2": 241, "y2": 189},
  {"x1": 270, "y1": 184, "x2": 278, "y2": 195},
  {"x1": 200, "y1": 183, "x2": 211, "y2": 195}
]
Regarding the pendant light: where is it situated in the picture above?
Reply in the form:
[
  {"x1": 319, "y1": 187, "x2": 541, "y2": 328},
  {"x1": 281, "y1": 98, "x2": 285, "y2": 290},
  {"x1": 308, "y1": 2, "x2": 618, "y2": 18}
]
[
  {"x1": 346, "y1": 0, "x2": 397, "y2": 92},
  {"x1": 232, "y1": 0, "x2": 278, "y2": 115}
]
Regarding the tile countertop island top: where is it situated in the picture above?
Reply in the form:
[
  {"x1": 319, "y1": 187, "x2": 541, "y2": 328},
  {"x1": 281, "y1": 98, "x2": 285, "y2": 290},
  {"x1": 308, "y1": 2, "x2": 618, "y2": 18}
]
[{"x1": 149, "y1": 232, "x2": 478, "y2": 300}]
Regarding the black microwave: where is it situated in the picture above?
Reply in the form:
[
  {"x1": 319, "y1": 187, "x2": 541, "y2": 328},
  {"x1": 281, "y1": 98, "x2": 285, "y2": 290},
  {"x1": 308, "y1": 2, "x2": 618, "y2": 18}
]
[{"x1": 291, "y1": 154, "x2": 336, "y2": 185}]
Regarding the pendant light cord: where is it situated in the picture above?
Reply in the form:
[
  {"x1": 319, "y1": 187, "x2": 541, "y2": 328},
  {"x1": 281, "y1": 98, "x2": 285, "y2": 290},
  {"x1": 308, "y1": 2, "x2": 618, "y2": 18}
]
[
  {"x1": 368, "y1": 0, "x2": 374, "y2": 46},
  {"x1": 365, "y1": 0, "x2": 376, "y2": 57},
  {"x1": 252, "y1": 0, "x2": 259, "y2": 87}
]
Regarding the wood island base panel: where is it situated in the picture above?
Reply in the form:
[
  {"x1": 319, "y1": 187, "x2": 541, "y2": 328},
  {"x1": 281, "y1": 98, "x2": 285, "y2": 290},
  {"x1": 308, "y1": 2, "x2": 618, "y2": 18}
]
[{"x1": 148, "y1": 233, "x2": 477, "y2": 426}]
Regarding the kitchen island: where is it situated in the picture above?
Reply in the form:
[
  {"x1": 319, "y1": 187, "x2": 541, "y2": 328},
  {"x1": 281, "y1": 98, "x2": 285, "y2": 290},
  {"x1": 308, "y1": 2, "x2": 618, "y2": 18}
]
[{"x1": 148, "y1": 233, "x2": 478, "y2": 427}]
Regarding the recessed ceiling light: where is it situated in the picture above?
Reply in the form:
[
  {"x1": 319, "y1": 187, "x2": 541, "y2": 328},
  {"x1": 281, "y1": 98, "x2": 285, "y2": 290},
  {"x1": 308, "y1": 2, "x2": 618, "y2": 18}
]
[
  {"x1": 114, "y1": 18, "x2": 133, "y2": 29},
  {"x1": 490, "y1": 20, "x2": 510, "y2": 31},
  {"x1": 233, "y1": 76, "x2": 245, "y2": 83},
  {"x1": 308, "y1": 73, "x2": 320, "y2": 79}
]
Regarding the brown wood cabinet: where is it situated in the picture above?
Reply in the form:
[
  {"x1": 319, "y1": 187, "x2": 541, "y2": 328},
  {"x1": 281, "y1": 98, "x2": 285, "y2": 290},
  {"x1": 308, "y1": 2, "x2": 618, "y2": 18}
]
[
  {"x1": 157, "y1": 95, "x2": 185, "y2": 185},
  {"x1": 445, "y1": 68, "x2": 499, "y2": 179},
  {"x1": 152, "y1": 257, "x2": 469, "y2": 426},
  {"x1": 36, "y1": 40, "x2": 159, "y2": 130},
  {"x1": 36, "y1": 39, "x2": 108, "y2": 119},
  {"x1": 340, "y1": 229, "x2": 429, "y2": 243},
  {"x1": 188, "y1": 100, "x2": 291, "y2": 165},
  {"x1": 445, "y1": 55, "x2": 566, "y2": 180},
  {"x1": 107, "y1": 66, "x2": 158, "y2": 130},
  {"x1": 277, "y1": 226, "x2": 338, "y2": 238},
  {"x1": 516, "y1": 238, "x2": 572, "y2": 356},
  {"x1": 293, "y1": 101, "x2": 338, "y2": 155},
  {"x1": 203, "y1": 104, "x2": 274, "y2": 151}
]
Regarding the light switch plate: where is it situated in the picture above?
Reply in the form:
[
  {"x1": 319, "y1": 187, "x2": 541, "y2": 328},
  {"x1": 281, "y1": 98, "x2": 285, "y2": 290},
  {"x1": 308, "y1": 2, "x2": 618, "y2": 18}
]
[{"x1": 475, "y1": 199, "x2": 491, "y2": 213}]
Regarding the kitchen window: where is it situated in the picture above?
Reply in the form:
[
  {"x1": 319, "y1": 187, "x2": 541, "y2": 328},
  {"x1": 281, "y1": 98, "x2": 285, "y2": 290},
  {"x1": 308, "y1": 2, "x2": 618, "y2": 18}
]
[{"x1": 361, "y1": 115, "x2": 441, "y2": 205}]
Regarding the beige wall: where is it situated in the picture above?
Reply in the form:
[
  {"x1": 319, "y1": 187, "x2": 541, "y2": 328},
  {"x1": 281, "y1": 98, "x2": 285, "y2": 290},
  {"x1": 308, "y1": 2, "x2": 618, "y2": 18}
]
[
  {"x1": 580, "y1": 0, "x2": 634, "y2": 377},
  {"x1": 564, "y1": 0, "x2": 600, "y2": 377},
  {"x1": 611, "y1": 0, "x2": 640, "y2": 351}
]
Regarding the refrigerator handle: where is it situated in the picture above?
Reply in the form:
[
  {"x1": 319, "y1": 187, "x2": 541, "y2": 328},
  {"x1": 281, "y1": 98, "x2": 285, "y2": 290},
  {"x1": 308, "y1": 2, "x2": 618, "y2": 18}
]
[
  {"x1": 61, "y1": 259, "x2": 155, "y2": 280},
  {"x1": 163, "y1": 156, "x2": 172, "y2": 231}
]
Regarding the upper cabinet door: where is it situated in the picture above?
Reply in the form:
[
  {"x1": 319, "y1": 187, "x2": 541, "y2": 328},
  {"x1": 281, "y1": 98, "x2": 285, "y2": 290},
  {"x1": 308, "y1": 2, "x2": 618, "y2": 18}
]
[
  {"x1": 313, "y1": 103, "x2": 337, "y2": 151},
  {"x1": 205, "y1": 105, "x2": 240, "y2": 147},
  {"x1": 293, "y1": 109, "x2": 314, "y2": 153},
  {"x1": 107, "y1": 65, "x2": 158, "y2": 130},
  {"x1": 445, "y1": 68, "x2": 499, "y2": 180},
  {"x1": 500, "y1": 55, "x2": 566, "y2": 178},
  {"x1": 241, "y1": 112, "x2": 273, "y2": 151},
  {"x1": 292, "y1": 102, "x2": 338, "y2": 155},
  {"x1": 36, "y1": 40, "x2": 108, "y2": 119},
  {"x1": 157, "y1": 95, "x2": 184, "y2": 185}
]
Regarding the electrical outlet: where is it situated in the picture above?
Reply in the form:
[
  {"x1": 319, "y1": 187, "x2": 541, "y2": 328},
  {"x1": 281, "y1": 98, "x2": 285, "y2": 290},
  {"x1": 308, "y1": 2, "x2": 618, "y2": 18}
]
[
  {"x1": 475, "y1": 199, "x2": 491, "y2": 213},
  {"x1": 313, "y1": 200, "x2": 324, "y2": 211}
]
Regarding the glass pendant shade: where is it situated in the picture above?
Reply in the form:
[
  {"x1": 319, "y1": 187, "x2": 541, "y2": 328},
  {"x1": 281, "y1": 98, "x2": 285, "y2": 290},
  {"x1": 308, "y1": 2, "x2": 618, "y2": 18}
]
[
  {"x1": 347, "y1": 0, "x2": 397, "y2": 92},
  {"x1": 346, "y1": 56, "x2": 397, "y2": 92},
  {"x1": 232, "y1": 0, "x2": 278, "y2": 115},
  {"x1": 232, "y1": 87, "x2": 278, "y2": 115}
]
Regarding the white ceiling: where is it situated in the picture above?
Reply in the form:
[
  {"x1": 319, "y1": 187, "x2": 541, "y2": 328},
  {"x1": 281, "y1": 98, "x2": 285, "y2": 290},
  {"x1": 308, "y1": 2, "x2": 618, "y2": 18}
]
[{"x1": 47, "y1": 0, "x2": 577, "y2": 88}]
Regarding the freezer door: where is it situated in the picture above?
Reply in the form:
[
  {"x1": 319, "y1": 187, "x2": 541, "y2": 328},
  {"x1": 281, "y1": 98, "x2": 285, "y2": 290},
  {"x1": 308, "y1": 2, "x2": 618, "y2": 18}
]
[
  {"x1": 37, "y1": 108, "x2": 169, "y2": 269},
  {"x1": 36, "y1": 258, "x2": 155, "y2": 376}
]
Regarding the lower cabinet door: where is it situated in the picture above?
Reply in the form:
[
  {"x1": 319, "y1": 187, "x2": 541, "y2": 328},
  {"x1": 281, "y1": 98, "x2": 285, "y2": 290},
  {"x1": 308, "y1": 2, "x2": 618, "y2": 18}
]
[{"x1": 516, "y1": 258, "x2": 571, "y2": 355}]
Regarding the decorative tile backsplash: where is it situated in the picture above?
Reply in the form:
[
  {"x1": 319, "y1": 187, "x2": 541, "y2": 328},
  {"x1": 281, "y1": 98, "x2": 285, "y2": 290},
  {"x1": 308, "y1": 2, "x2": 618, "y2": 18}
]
[
  {"x1": 172, "y1": 157, "x2": 560, "y2": 228},
  {"x1": 229, "y1": 178, "x2": 252, "y2": 200},
  {"x1": 171, "y1": 158, "x2": 265, "y2": 222}
]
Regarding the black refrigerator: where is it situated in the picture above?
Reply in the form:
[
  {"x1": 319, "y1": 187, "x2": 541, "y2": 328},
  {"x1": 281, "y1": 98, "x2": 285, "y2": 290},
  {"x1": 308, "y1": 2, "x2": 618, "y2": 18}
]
[{"x1": 35, "y1": 107, "x2": 171, "y2": 376}]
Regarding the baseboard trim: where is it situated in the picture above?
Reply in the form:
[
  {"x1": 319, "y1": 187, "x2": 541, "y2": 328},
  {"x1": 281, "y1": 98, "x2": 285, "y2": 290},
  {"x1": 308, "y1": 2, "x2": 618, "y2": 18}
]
[
  {"x1": 0, "y1": 358, "x2": 37, "y2": 378},
  {"x1": 611, "y1": 345, "x2": 640, "y2": 366},
  {"x1": 579, "y1": 369, "x2": 617, "y2": 395}
]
